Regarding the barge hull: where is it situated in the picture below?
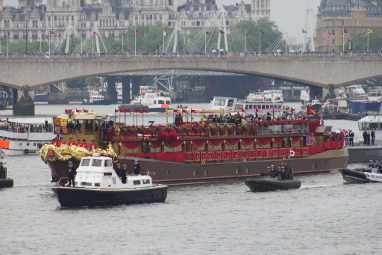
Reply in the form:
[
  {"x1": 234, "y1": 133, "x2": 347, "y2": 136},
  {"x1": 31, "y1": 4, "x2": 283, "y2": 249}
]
[{"x1": 48, "y1": 149, "x2": 348, "y2": 186}]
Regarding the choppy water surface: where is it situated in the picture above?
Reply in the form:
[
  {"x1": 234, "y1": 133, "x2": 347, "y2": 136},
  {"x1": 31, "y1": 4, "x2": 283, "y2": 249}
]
[{"x1": 0, "y1": 103, "x2": 381, "y2": 254}]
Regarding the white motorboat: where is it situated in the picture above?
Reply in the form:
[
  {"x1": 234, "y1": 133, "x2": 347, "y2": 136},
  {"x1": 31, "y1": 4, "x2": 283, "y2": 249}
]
[
  {"x1": 130, "y1": 89, "x2": 171, "y2": 112},
  {"x1": 82, "y1": 90, "x2": 111, "y2": 105},
  {"x1": 0, "y1": 118, "x2": 54, "y2": 156},
  {"x1": 262, "y1": 90, "x2": 283, "y2": 103},
  {"x1": 246, "y1": 92, "x2": 265, "y2": 102},
  {"x1": 52, "y1": 156, "x2": 168, "y2": 207},
  {"x1": 367, "y1": 90, "x2": 382, "y2": 102},
  {"x1": 209, "y1": 96, "x2": 237, "y2": 110}
]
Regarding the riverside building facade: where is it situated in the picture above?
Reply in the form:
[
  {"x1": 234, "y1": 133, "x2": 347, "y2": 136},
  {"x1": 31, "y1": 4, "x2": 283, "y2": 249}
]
[
  {"x1": 316, "y1": 0, "x2": 382, "y2": 52},
  {"x1": 0, "y1": 0, "x2": 270, "y2": 44}
]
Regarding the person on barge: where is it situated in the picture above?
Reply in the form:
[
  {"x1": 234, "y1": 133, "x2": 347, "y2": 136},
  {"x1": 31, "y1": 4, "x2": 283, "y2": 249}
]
[
  {"x1": 90, "y1": 140, "x2": 97, "y2": 150},
  {"x1": 68, "y1": 138, "x2": 76, "y2": 146}
]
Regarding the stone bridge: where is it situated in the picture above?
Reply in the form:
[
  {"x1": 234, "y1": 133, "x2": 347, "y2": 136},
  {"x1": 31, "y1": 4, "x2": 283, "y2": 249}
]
[{"x1": 1, "y1": 55, "x2": 382, "y2": 115}]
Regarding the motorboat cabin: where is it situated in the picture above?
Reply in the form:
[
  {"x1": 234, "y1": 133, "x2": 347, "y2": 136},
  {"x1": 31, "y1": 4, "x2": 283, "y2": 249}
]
[
  {"x1": 210, "y1": 96, "x2": 237, "y2": 110},
  {"x1": 262, "y1": 90, "x2": 283, "y2": 103},
  {"x1": 131, "y1": 89, "x2": 172, "y2": 112}
]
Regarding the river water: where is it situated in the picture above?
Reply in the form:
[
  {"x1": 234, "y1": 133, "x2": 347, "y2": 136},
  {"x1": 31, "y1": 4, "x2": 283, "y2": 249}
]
[{"x1": 1, "y1": 103, "x2": 381, "y2": 254}]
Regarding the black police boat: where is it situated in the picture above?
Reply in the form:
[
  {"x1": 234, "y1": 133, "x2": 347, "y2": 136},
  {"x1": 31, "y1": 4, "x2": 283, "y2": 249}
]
[
  {"x1": 245, "y1": 167, "x2": 301, "y2": 192},
  {"x1": 341, "y1": 168, "x2": 382, "y2": 184},
  {"x1": 0, "y1": 162, "x2": 13, "y2": 188},
  {"x1": 52, "y1": 156, "x2": 168, "y2": 207}
]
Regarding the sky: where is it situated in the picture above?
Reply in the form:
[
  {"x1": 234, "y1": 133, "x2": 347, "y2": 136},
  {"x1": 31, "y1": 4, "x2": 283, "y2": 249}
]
[{"x1": 3, "y1": 0, "x2": 321, "y2": 43}]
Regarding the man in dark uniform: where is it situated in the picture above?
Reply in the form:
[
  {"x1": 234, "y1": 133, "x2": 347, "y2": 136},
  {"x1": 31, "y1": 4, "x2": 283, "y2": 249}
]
[
  {"x1": 369, "y1": 160, "x2": 374, "y2": 170},
  {"x1": 68, "y1": 161, "x2": 75, "y2": 187},
  {"x1": 363, "y1": 129, "x2": 368, "y2": 145},
  {"x1": 284, "y1": 162, "x2": 290, "y2": 180},
  {"x1": 133, "y1": 159, "x2": 141, "y2": 175},
  {"x1": 371, "y1": 129, "x2": 376, "y2": 145},
  {"x1": 121, "y1": 164, "x2": 127, "y2": 184},
  {"x1": 115, "y1": 162, "x2": 121, "y2": 178},
  {"x1": 349, "y1": 130, "x2": 354, "y2": 146}
]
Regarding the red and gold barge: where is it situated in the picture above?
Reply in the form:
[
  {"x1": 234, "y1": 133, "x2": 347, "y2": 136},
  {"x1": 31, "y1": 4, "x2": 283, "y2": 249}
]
[{"x1": 40, "y1": 110, "x2": 348, "y2": 185}]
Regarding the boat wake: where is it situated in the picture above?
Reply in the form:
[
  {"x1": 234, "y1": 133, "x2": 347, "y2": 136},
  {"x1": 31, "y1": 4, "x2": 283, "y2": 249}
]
[{"x1": 300, "y1": 184, "x2": 338, "y2": 189}]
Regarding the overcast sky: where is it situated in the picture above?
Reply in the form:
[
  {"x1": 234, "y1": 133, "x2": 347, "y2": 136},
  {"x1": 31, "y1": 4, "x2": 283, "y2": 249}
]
[{"x1": 3, "y1": 0, "x2": 321, "y2": 43}]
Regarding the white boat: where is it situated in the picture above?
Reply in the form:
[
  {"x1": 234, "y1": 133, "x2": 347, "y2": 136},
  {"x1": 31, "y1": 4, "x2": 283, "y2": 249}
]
[
  {"x1": 246, "y1": 91, "x2": 265, "y2": 102},
  {"x1": 300, "y1": 89, "x2": 310, "y2": 102},
  {"x1": 82, "y1": 90, "x2": 111, "y2": 105},
  {"x1": 233, "y1": 101, "x2": 284, "y2": 111},
  {"x1": 262, "y1": 90, "x2": 283, "y2": 103},
  {"x1": 0, "y1": 118, "x2": 54, "y2": 156},
  {"x1": 116, "y1": 83, "x2": 122, "y2": 103},
  {"x1": 339, "y1": 85, "x2": 368, "y2": 100},
  {"x1": 367, "y1": 90, "x2": 382, "y2": 102},
  {"x1": 130, "y1": 89, "x2": 171, "y2": 112},
  {"x1": 52, "y1": 156, "x2": 168, "y2": 207},
  {"x1": 209, "y1": 96, "x2": 237, "y2": 110}
]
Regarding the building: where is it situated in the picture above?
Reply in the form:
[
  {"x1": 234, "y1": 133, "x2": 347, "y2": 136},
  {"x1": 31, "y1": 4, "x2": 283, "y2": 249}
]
[
  {"x1": 316, "y1": 0, "x2": 382, "y2": 52},
  {"x1": 0, "y1": 0, "x2": 270, "y2": 46}
]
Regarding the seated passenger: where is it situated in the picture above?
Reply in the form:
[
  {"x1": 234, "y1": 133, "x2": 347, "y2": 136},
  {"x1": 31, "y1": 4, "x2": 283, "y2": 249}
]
[{"x1": 90, "y1": 140, "x2": 97, "y2": 150}]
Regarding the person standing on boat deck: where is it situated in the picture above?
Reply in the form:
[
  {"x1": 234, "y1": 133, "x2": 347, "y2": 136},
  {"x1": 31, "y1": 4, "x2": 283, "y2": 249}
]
[
  {"x1": 133, "y1": 159, "x2": 140, "y2": 175},
  {"x1": 68, "y1": 161, "x2": 75, "y2": 187},
  {"x1": 367, "y1": 131, "x2": 371, "y2": 146},
  {"x1": 68, "y1": 138, "x2": 76, "y2": 146},
  {"x1": 121, "y1": 164, "x2": 127, "y2": 184},
  {"x1": 115, "y1": 163, "x2": 121, "y2": 178},
  {"x1": 349, "y1": 130, "x2": 354, "y2": 146},
  {"x1": 90, "y1": 140, "x2": 97, "y2": 150},
  {"x1": 371, "y1": 129, "x2": 376, "y2": 145},
  {"x1": 363, "y1": 129, "x2": 368, "y2": 145},
  {"x1": 369, "y1": 160, "x2": 375, "y2": 169}
]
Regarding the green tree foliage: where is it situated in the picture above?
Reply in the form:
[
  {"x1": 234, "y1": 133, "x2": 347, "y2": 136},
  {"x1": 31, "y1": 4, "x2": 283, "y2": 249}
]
[
  {"x1": 84, "y1": 76, "x2": 100, "y2": 87},
  {"x1": 229, "y1": 18, "x2": 283, "y2": 52},
  {"x1": 344, "y1": 30, "x2": 382, "y2": 52},
  {"x1": 0, "y1": 37, "x2": 51, "y2": 53}
]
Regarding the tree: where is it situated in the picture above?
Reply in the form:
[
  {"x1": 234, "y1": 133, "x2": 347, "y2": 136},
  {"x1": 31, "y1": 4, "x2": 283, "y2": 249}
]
[
  {"x1": 229, "y1": 18, "x2": 283, "y2": 53},
  {"x1": 344, "y1": 30, "x2": 382, "y2": 52}
]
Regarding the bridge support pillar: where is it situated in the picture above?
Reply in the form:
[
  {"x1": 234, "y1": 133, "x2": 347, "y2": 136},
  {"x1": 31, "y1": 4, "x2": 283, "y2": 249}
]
[
  {"x1": 325, "y1": 84, "x2": 336, "y2": 100},
  {"x1": 107, "y1": 76, "x2": 117, "y2": 104},
  {"x1": 308, "y1": 85, "x2": 323, "y2": 101},
  {"x1": 131, "y1": 76, "x2": 141, "y2": 99},
  {"x1": 122, "y1": 76, "x2": 130, "y2": 104},
  {"x1": 13, "y1": 86, "x2": 35, "y2": 116}
]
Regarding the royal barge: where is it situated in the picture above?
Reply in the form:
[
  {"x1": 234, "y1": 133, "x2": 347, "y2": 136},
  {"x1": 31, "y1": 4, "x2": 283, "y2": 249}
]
[{"x1": 40, "y1": 108, "x2": 348, "y2": 185}]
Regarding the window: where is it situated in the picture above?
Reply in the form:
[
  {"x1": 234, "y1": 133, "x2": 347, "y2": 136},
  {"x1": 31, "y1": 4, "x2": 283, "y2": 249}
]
[
  {"x1": 133, "y1": 180, "x2": 141, "y2": 185},
  {"x1": 104, "y1": 160, "x2": 112, "y2": 167},
  {"x1": 332, "y1": 21, "x2": 334, "y2": 26},
  {"x1": 332, "y1": 29, "x2": 335, "y2": 35},
  {"x1": 153, "y1": 100, "x2": 156, "y2": 104},
  {"x1": 81, "y1": 159, "x2": 90, "y2": 166},
  {"x1": 142, "y1": 179, "x2": 150, "y2": 184},
  {"x1": 332, "y1": 39, "x2": 335, "y2": 45},
  {"x1": 95, "y1": 183, "x2": 100, "y2": 187},
  {"x1": 166, "y1": 100, "x2": 171, "y2": 104},
  {"x1": 104, "y1": 172, "x2": 112, "y2": 176},
  {"x1": 342, "y1": 20, "x2": 344, "y2": 26},
  {"x1": 92, "y1": 159, "x2": 102, "y2": 166}
]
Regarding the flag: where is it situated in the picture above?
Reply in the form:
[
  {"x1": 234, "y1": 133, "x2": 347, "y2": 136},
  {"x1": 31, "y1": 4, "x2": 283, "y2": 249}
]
[
  {"x1": 173, "y1": 109, "x2": 180, "y2": 113},
  {"x1": 182, "y1": 109, "x2": 188, "y2": 113},
  {"x1": 93, "y1": 31, "x2": 97, "y2": 35},
  {"x1": 291, "y1": 108, "x2": 296, "y2": 112},
  {"x1": 286, "y1": 32, "x2": 288, "y2": 37},
  {"x1": 142, "y1": 109, "x2": 149, "y2": 113},
  {"x1": 302, "y1": 29, "x2": 307, "y2": 34},
  {"x1": 206, "y1": 31, "x2": 211, "y2": 35},
  {"x1": 133, "y1": 109, "x2": 142, "y2": 113},
  {"x1": 245, "y1": 31, "x2": 248, "y2": 35},
  {"x1": 368, "y1": 29, "x2": 373, "y2": 34},
  {"x1": 115, "y1": 109, "x2": 120, "y2": 113},
  {"x1": 327, "y1": 31, "x2": 332, "y2": 35},
  {"x1": 81, "y1": 32, "x2": 84, "y2": 35},
  {"x1": 0, "y1": 150, "x2": 6, "y2": 158},
  {"x1": 191, "y1": 109, "x2": 198, "y2": 113},
  {"x1": 307, "y1": 105, "x2": 318, "y2": 117},
  {"x1": 53, "y1": 117, "x2": 68, "y2": 134},
  {"x1": 7, "y1": 31, "x2": 10, "y2": 35},
  {"x1": 260, "y1": 29, "x2": 265, "y2": 34},
  {"x1": 163, "y1": 31, "x2": 168, "y2": 36},
  {"x1": 124, "y1": 109, "x2": 130, "y2": 113},
  {"x1": 136, "y1": 30, "x2": 141, "y2": 35},
  {"x1": 289, "y1": 150, "x2": 295, "y2": 157},
  {"x1": 344, "y1": 28, "x2": 349, "y2": 33},
  {"x1": 220, "y1": 30, "x2": 225, "y2": 34}
]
